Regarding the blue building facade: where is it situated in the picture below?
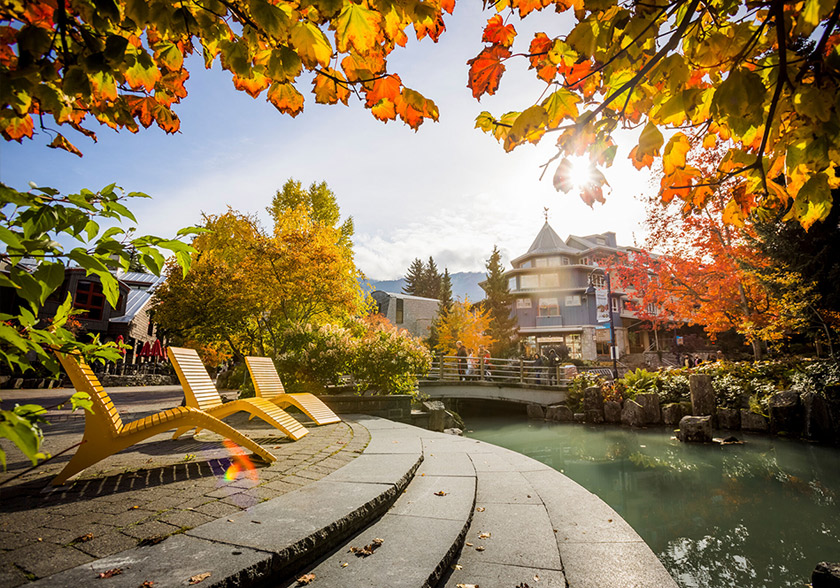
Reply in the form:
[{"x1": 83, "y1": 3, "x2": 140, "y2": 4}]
[{"x1": 505, "y1": 222, "x2": 646, "y2": 361}]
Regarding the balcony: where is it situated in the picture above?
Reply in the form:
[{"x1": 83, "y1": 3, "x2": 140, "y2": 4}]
[{"x1": 536, "y1": 315, "x2": 563, "y2": 327}]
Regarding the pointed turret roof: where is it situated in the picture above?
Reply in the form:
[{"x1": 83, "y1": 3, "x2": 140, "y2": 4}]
[{"x1": 526, "y1": 222, "x2": 577, "y2": 255}]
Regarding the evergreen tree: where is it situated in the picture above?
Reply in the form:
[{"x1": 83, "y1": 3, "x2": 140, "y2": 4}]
[
  {"x1": 402, "y1": 258, "x2": 425, "y2": 296},
  {"x1": 427, "y1": 268, "x2": 453, "y2": 350},
  {"x1": 482, "y1": 246, "x2": 518, "y2": 356},
  {"x1": 421, "y1": 256, "x2": 442, "y2": 299}
]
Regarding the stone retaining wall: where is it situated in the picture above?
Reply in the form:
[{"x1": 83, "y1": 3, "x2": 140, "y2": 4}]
[{"x1": 319, "y1": 394, "x2": 413, "y2": 423}]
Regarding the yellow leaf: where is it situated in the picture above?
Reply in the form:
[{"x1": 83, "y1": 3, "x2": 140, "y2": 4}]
[
  {"x1": 540, "y1": 87, "x2": 580, "y2": 127},
  {"x1": 662, "y1": 132, "x2": 691, "y2": 175},
  {"x1": 506, "y1": 104, "x2": 547, "y2": 151},
  {"x1": 291, "y1": 21, "x2": 333, "y2": 68},
  {"x1": 267, "y1": 82, "x2": 304, "y2": 116},
  {"x1": 335, "y1": 4, "x2": 383, "y2": 55}
]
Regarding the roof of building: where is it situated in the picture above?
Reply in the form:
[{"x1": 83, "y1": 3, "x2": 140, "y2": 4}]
[
  {"x1": 116, "y1": 271, "x2": 167, "y2": 287},
  {"x1": 372, "y1": 290, "x2": 440, "y2": 303},
  {"x1": 109, "y1": 273, "x2": 166, "y2": 324},
  {"x1": 526, "y1": 222, "x2": 579, "y2": 255}
]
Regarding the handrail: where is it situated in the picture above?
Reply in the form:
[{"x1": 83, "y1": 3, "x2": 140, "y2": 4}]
[{"x1": 419, "y1": 355, "x2": 572, "y2": 388}]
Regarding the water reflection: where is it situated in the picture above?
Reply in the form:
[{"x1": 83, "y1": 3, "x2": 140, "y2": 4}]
[{"x1": 465, "y1": 417, "x2": 840, "y2": 588}]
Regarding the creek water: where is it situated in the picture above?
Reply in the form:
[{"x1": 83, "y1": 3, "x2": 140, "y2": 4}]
[{"x1": 463, "y1": 414, "x2": 840, "y2": 588}]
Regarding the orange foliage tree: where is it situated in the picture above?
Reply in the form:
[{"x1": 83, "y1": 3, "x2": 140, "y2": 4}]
[{"x1": 611, "y1": 150, "x2": 814, "y2": 358}]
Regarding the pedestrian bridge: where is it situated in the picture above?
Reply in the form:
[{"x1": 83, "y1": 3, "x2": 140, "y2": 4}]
[{"x1": 418, "y1": 380, "x2": 568, "y2": 407}]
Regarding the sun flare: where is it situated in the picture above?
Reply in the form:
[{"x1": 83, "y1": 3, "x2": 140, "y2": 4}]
[{"x1": 565, "y1": 155, "x2": 595, "y2": 191}]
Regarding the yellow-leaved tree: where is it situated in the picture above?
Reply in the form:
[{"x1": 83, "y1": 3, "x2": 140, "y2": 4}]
[{"x1": 434, "y1": 298, "x2": 495, "y2": 355}]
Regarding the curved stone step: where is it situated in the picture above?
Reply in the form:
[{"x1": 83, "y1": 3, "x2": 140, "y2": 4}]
[{"x1": 29, "y1": 418, "x2": 423, "y2": 588}]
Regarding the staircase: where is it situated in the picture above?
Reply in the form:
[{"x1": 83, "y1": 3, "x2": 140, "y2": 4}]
[{"x1": 32, "y1": 416, "x2": 677, "y2": 588}]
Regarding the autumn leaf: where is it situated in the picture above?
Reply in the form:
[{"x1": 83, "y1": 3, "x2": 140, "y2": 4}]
[
  {"x1": 47, "y1": 133, "x2": 82, "y2": 157},
  {"x1": 266, "y1": 82, "x2": 304, "y2": 116},
  {"x1": 364, "y1": 74, "x2": 401, "y2": 107},
  {"x1": 97, "y1": 568, "x2": 122, "y2": 579},
  {"x1": 0, "y1": 112, "x2": 34, "y2": 141},
  {"x1": 434, "y1": 490, "x2": 448, "y2": 496},
  {"x1": 296, "y1": 573, "x2": 316, "y2": 586},
  {"x1": 395, "y1": 87, "x2": 438, "y2": 129},
  {"x1": 482, "y1": 14, "x2": 516, "y2": 48},
  {"x1": 188, "y1": 572, "x2": 211, "y2": 585},
  {"x1": 313, "y1": 68, "x2": 350, "y2": 105},
  {"x1": 291, "y1": 22, "x2": 333, "y2": 68},
  {"x1": 467, "y1": 46, "x2": 511, "y2": 100},
  {"x1": 506, "y1": 105, "x2": 547, "y2": 151},
  {"x1": 662, "y1": 132, "x2": 691, "y2": 174},
  {"x1": 541, "y1": 87, "x2": 580, "y2": 127},
  {"x1": 335, "y1": 4, "x2": 383, "y2": 54}
]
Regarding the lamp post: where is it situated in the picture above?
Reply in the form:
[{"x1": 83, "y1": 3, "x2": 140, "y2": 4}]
[{"x1": 587, "y1": 270, "x2": 618, "y2": 380}]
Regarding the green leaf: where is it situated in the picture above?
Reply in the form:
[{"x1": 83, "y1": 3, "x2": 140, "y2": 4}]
[
  {"x1": 70, "y1": 392, "x2": 94, "y2": 413},
  {"x1": 0, "y1": 408, "x2": 46, "y2": 466},
  {"x1": 0, "y1": 225, "x2": 23, "y2": 249},
  {"x1": 84, "y1": 220, "x2": 100, "y2": 241},
  {"x1": 791, "y1": 173, "x2": 832, "y2": 230},
  {"x1": 249, "y1": 0, "x2": 291, "y2": 37},
  {"x1": 31, "y1": 262, "x2": 65, "y2": 303},
  {"x1": 637, "y1": 121, "x2": 664, "y2": 156}
]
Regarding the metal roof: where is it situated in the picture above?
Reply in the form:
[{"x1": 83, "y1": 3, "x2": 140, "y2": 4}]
[{"x1": 110, "y1": 288, "x2": 153, "y2": 323}]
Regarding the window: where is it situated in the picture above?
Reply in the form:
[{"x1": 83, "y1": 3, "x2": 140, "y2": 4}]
[
  {"x1": 535, "y1": 257, "x2": 548, "y2": 267},
  {"x1": 561, "y1": 256, "x2": 570, "y2": 265},
  {"x1": 517, "y1": 298, "x2": 532, "y2": 309},
  {"x1": 548, "y1": 256, "x2": 561, "y2": 267},
  {"x1": 580, "y1": 257, "x2": 591, "y2": 266},
  {"x1": 519, "y1": 261, "x2": 532, "y2": 269},
  {"x1": 538, "y1": 298, "x2": 560, "y2": 317},
  {"x1": 508, "y1": 277, "x2": 517, "y2": 291},
  {"x1": 395, "y1": 298, "x2": 404, "y2": 324},
  {"x1": 591, "y1": 274, "x2": 606, "y2": 288},
  {"x1": 611, "y1": 297, "x2": 621, "y2": 313},
  {"x1": 565, "y1": 295, "x2": 581, "y2": 307},
  {"x1": 539, "y1": 273, "x2": 559, "y2": 288},
  {"x1": 520, "y1": 274, "x2": 539, "y2": 289},
  {"x1": 74, "y1": 280, "x2": 106, "y2": 320},
  {"x1": 646, "y1": 303, "x2": 658, "y2": 314}
]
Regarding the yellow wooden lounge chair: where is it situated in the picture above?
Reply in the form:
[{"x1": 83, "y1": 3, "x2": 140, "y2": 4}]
[
  {"x1": 168, "y1": 347, "x2": 308, "y2": 441},
  {"x1": 245, "y1": 356, "x2": 341, "y2": 426},
  {"x1": 51, "y1": 351, "x2": 276, "y2": 486}
]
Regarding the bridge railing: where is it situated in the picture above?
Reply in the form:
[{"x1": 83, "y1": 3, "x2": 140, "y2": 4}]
[{"x1": 420, "y1": 355, "x2": 571, "y2": 388}]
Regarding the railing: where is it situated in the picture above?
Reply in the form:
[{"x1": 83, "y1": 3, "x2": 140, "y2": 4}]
[{"x1": 420, "y1": 355, "x2": 572, "y2": 388}]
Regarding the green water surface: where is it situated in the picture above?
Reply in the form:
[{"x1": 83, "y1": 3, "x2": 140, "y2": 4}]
[{"x1": 464, "y1": 416, "x2": 840, "y2": 588}]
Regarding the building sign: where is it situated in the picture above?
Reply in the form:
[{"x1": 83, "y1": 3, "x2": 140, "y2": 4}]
[{"x1": 595, "y1": 286, "x2": 609, "y2": 322}]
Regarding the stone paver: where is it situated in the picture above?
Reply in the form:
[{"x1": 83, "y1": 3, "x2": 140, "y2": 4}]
[{"x1": 0, "y1": 386, "x2": 367, "y2": 586}]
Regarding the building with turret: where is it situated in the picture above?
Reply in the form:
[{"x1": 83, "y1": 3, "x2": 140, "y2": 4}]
[{"x1": 505, "y1": 222, "x2": 654, "y2": 361}]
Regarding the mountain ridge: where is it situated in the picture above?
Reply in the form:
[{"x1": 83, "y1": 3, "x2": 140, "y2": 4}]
[{"x1": 363, "y1": 271, "x2": 486, "y2": 302}]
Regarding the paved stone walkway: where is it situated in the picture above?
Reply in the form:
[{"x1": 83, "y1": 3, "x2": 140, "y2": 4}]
[{"x1": 0, "y1": 386, "x2": 368, "y2": 587}]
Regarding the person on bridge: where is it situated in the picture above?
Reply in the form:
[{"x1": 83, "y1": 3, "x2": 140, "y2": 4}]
[{"x1": 457, "y1": 341, "x2": 468, "y2": 381}]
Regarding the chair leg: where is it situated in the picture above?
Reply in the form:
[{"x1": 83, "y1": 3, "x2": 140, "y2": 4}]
[
  {"x1": 171, "y1": 426, "x2": 194, "y2": 440},
  {"x1": 51, "y1": 438, "x2": 114, "y2": 486}
]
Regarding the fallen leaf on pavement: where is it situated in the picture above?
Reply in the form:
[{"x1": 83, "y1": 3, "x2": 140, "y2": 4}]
[
  {"x1": 452, "y1": 564, "x2": 462, "y2": 570},
  {"x1": 465, "y1": 542, "x2": 473, "y2": 547},
  {"x1": 97, "y1": 569, "x2": 122, "y2": 579},
  {"x1": 455, "y1": 584, "x2": 479, "y2": 588},
  {"x1": 434, "y1": 491, "x2": 448, "y2": 496},
  {"x1": 296, "y1": 573, "x2": 316, "y2": 585},
  {"x1": 139, "y1": 582, "x2": 154, "y2": 587},
  {"x1": 349, "y1": 538, "x2": 384, "y2": 557},
  {"x1": 478, "y1": 532, "x2": 491, "y2": 539},
  {"x1": 74, "y1": 533, "x2": 94, "y2": 543},
  {"x1": 476, "y1": 507, "x2": 485, "y2": 512},
  {"x1": 475, "y1": 546, "x2": 485, "y2": 551},
  {"x1": 188, "y1": 572, "x2": 211, "y2": 584}
]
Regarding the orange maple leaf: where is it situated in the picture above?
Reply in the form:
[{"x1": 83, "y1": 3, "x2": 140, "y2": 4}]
[
  {"x1": 371, "y1": 98, "x2": 397, "y2": 121},
  {"x1": 628, "y1": 145, "x2": 655, "y2": 170},
  {"x1": 0, "y1": 112, "x2": 34, "y2": 142},
  {"x1": 233, "y1": 71, "x2": 271, "y2": 98},
  {"x1": 482, "y1": 15, "x2": 516, "y2": 48},
  {"x1": 364, "y1": 74, "x2": 401, "y2": 107},
  {"x1": 395, "y1": 88, "x2": 437, "y2": 130},
  {"x1": 47, "y1": 133, "x2": 83, "y2": 157},
  {"x1": 467, "y1": 45, "x2": 511, "y2": 100},
  {"x1": 313, "y1": 68, "x2": 350, "y2": 105},
  {"x1": 511, "y1": 0, "x2": 551, "y2": 17}
]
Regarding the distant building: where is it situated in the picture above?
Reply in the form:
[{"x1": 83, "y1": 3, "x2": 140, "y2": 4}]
[
  {"x1": 505, "y1": 222, "x2": 656, "y2": 361},
  {"x1": 370, "y1": 291, "x2": 439, "y2": 339}
]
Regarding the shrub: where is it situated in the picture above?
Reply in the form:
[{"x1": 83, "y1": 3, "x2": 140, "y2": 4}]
[
  {"x1": 658, "y1": 370, "x2": 690, "y2": 404},
  {"x1": 568, "y1": 371, "x2": 604, "y2": 412},
  {"x1": 621, "y1": 368, "x2": 660, "y2": 400},
  {"x1": 352, "y1": 326, "x2": 432, "y2": 396}
]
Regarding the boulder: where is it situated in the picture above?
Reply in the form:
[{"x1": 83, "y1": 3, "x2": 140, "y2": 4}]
[
  {"x1": 812, "y1": 562, "x2": 840, "y2": 588},
  {"x1": 716, "y1": 407, "x2": 741, "y2": 430},
  {"x1": 621, "y1": 400, "x2": 646, "y2": 427},
  {"x1": 802, "y1": 393, "x2": 833, "y2": 443},
  {"x1": 546, "y1": 405, "x2": 574, "y2": 422},
  {"x1": 661, "y1": 403, "x2": 687, "y2": 426},
  {"x1": 676, "y1": 415, "x2": 713, "y2": 443},
  {"x1": 769, "y1": 391, "x2": 803, "y2": 436},
  {"x1": 635, "y1": 393, "x2": 662, "y2": 424},
  {"x1": 423, "y1": 401, "x2": 449, "y2": 432},
  {"x1": 443, "y1": 428, "x2": 464, "y2": 436},
  {"x1": 573, "y1": 412, "x2": 585, "y2": 423},
  {"x1": 583, "y1": 386, "x2": 605, "y2": 424},
  {"x1": 604, "y1": 401, "x2": 622, "y2": 423},
  {"x1": 526, "y1": 404, "x2": 546, "y2": 419},
  {"x1": 690, "y1": 374, "x2": 715, "y2": 416},
  {"x1": 740, "y1": 409, "x2": 769, "y2": 432}
]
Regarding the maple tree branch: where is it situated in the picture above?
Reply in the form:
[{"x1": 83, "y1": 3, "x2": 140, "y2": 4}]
[
  {"x1": 55, "y1": 0, "x2": 72, "y2": 74},
  {"x1": 590, "y1": 0, "x2": 702, "y2": 121}
]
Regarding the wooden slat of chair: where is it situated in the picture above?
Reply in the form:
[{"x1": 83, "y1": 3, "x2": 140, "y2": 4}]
[{"x1": 245, "y1": 356, "x2": 341, "y2": 426}]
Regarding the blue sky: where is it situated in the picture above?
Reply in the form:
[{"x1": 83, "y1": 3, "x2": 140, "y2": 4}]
[{"x1": 1, "y1": 3, "x2": 652, "y2": 279}]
